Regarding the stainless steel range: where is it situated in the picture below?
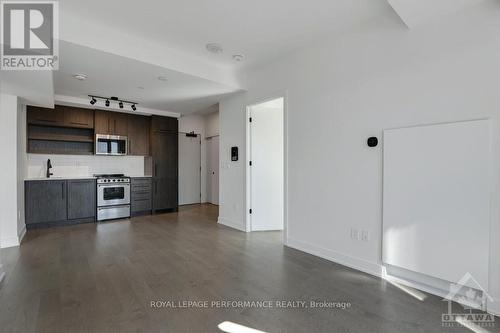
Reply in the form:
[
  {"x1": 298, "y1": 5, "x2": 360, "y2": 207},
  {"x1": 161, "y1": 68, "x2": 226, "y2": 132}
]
[{"x1": 95, "y1": 174, "x2": 131, "y2": 221}]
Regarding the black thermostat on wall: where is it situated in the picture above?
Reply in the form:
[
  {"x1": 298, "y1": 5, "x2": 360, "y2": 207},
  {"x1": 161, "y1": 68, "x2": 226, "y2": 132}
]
[
  {"x1": 367, "y1": 137, "x2": 378, "y2": 147},
  {"x1": 231, "y1": 146, "x2": 239, "y2": 161}
]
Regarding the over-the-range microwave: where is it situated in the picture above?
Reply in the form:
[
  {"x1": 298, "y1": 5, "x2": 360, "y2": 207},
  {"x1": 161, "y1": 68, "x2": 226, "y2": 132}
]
[{"x1": 95, "y1": 134, "x2": 128, "y2": 156}]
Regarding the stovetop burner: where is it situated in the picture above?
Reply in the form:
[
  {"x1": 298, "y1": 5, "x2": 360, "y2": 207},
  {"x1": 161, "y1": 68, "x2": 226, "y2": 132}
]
[{"x1": 94, "y1": 174, "x2": 125, "y2": 178}]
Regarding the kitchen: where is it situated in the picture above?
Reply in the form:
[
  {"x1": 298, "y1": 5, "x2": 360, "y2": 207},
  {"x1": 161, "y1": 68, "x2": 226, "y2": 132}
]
[{"x1": 24, "y1": 103, "x2": 179, "y2": 229}]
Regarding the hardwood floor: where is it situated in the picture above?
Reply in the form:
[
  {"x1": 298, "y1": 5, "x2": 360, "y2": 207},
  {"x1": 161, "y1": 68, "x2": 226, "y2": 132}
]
[{"x1": 0, "y1": 204, "x2": 498, "y2": 333}]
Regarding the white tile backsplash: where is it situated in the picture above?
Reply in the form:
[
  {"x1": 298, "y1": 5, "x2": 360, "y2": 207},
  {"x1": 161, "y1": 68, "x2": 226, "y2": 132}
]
[{"x1": 27, "y1": 154, "x2": 145, "y2": 178}]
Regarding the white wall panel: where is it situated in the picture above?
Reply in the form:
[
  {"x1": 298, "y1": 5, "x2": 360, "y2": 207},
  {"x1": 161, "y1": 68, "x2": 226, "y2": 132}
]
[{"x1": 383, "y1": 120, "x2": 490, "y2": 288}]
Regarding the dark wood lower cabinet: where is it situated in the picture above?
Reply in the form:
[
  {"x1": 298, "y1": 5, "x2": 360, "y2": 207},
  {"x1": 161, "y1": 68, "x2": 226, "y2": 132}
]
[
  {"x1": 25, "y1": 179, "x2": 96, "y2": 229},
  {"x1": 25, "y1": 180, "x2": 67, "y2": 225},
  {"x1": 67, "y1": 180, "x2": 96, "y2": 220},
  {"x1": 131, "y1": 178, "x2": 152, "y2": 215}
]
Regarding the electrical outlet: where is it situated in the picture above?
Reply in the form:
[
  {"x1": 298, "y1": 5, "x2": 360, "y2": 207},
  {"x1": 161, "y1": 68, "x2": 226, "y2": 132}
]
[
  {"x1": 350, "y1": 228, "x2": 359, "y2": 240},
  {"x1": 361, "y1": 230, "x2": 369, "y2": 242}
]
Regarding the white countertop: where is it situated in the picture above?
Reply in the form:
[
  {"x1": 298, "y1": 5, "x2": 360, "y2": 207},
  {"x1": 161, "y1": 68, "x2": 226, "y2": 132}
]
[
  {"x1": 25, "y1": 176, "x2": 97, "y2": 181},
  {"x1": 25, "y1": 175, "x2": 152, "y2": 181}
]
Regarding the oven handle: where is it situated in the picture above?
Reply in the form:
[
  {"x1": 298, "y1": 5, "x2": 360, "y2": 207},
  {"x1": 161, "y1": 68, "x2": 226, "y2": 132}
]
[{"x1": 97, "y1": 183, "x2": 130, "y2": 188}]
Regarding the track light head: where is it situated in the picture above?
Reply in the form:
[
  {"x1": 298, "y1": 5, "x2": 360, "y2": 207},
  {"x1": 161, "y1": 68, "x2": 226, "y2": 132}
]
[
  {"x1": 105, "y1": 99, "x2": 110, "y2": 107},
  {"x1": 131, "y1": 104, "x2": 137, "y2": 111},
  {"x1": 90, "y1": 97, "x2": 96, "y2": 105},
  {"x1": 119, "y1": 101, "x2": 124, "y2": 109}
]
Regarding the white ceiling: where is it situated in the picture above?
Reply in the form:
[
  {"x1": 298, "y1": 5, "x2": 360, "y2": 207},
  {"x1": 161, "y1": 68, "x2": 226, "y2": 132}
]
[
  {"x1": 59, "y1": 0, "x2": 391, "y2": 70},
  {"x1": 45, "y1": 0, "x2": 485, "y2": 114},
  {"x1": 387, "y1": 0, "x2": 484, "y2": 28},
  {"x1": 55, "y1": 41, "x2": 240, "y2": 114}
]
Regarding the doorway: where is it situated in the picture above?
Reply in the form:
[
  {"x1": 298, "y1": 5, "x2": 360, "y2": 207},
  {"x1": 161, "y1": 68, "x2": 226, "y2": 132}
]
[
  {"x1": 207, "y1": 135, "x2": 219, "y2": 205},
  {"x1": 178, "y1": 133, "x2": 201, "y2": 205},
  {"x1": 247, "y1": 97, "x2": 285, "y2": 231}
]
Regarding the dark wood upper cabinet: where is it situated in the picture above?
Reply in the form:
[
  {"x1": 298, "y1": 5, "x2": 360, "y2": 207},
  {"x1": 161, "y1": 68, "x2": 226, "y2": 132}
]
[
  {"x1": 151, "y1": 115, "x2": 177, "y2": 132},
  {"x1": 94, "y1": 110, "x2": 110, "y2": 134},
  {"x1": 112, "y1": 113, "x2": 128, "y2": 136},
  {"x1": 94, "y1": 110, "x2": 128, "y2": 136},
  {"x1": 27, "y1": 106, "x2": 64, "y2": 126},
  {"x1": 127, "y1": 114, "x2": 150, "y2": 156},
  {"x1": 61, "y1": 106, "x2": 94, "y2": 129}
]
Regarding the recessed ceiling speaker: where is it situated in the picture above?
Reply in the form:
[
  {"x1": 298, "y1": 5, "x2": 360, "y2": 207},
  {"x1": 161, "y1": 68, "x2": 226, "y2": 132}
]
[{"x1": 367, "y1": 137, "x2": 378, "y2": 147}]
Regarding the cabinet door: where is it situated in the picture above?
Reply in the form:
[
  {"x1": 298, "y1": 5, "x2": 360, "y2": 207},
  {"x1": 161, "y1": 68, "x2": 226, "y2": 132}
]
[
  {"x1": 111, "y1": 113, "x2": 128, "y2": 136},
  {"x1": 67, "y1": 180, "x2": 96, "y2": 220},
  {"x1": 62, "y1": 106, "x2": 94, "y2": 129},
  {"x1": 152, "y1": 132, "x2": 178, "y2": 210},
  {"x1": 27, "y1": 106, "x2": 64, "y2": 126},
  {"x1": 128, "y1": 115, "x2": 150, "y2": 155},
  {"x1": 94, "y1": 110, "x2": 110, "y2": 134},
  {"x1": 25, "y1": 181, "x2": 67, "y2": 224},
  {"x1": 151, "y1": 115, "x2": 178, "y2": 133}
]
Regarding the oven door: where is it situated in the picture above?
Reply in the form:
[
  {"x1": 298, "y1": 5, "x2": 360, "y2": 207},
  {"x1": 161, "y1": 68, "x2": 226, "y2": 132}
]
[
  {"x1": 97, "y1": 183, "x2": 130, "y2": 207},
  {"x1": 95, "y1": 135, "x2": 128, "y2": 156}
]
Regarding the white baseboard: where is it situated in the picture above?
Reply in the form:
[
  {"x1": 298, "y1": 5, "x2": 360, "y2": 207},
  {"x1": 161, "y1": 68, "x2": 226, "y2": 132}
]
[
  {"x1": 488, "y1": 298, "x2": 500, "y2": 317},
  {"x1": 0, "y1": 226, "x2": 25, "y2": 249},
  {"x1": 18, "y1": 225, "x2": 26, "y2": 245},
  {"x1": 217, "y1": 216, "x2": 247, "y2": 232},
  {"x1": 286, "y1": 237, "x2": 383, "y2": 277},
  {"x1": 0, "y1": 236, "x2": 20, "y2": 249}
]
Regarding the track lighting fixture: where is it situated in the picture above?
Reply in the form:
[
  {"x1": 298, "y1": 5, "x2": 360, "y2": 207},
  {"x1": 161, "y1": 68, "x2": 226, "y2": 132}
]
[{"x1": 88, "y1": 95, "x2": 139, "y2": 111}]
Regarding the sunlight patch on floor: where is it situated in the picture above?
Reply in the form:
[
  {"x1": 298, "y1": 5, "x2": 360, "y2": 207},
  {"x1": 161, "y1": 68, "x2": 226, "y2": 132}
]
[{"x1": 218, "y1": 321, "x2": 268, "y2": 333}]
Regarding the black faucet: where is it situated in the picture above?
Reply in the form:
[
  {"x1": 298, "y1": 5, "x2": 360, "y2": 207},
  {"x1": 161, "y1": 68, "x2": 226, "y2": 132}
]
[{"x1": 46, "y1": 159, "x2": 53, "y2": 178}]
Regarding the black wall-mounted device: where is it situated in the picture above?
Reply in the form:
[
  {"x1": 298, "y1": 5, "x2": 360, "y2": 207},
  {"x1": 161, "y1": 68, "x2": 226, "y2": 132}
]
[
  {"x1": 367, "y1": 137, "x2": 378, "y2": 147},
  {"x1": 231, "y1": 147, "x2": 239, "y2": 161}
]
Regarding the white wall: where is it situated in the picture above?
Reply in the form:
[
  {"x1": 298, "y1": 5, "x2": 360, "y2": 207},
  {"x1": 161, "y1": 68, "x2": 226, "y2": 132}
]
[
  {"x1": 219, "y1": 96, "x2": 247, "y2": 230},
  {"x1": 205, "y1": 111, "x2": 220, "y2": 138},
  {"x1": 0, "y1": 94, "x2": 22, "y2": 248},
  {"x1": 17, "y1": 102, "x2": 27, "y2": 243},
  {"x1": 26, "y1": 154, "x2": 146, "y2": 178},
  {"x1": 218, "y1": 0, "x2": 500, "y2": 314}
]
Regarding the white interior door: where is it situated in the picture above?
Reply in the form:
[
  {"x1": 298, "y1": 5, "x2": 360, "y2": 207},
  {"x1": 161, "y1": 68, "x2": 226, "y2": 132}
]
[
  {"x1": 250, "y1": 98, "x2": 284, "y2": 231},
  {"x1": 207, "y1": 136, "x2": 219, "y2": 205},
  {"x1": 179, "y1": 133, "x2": 201, "y2": 205}
]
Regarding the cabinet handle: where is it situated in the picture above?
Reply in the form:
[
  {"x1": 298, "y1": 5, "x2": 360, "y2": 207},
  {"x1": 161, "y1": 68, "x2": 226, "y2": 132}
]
[
  {"x1": 154, "y1": 163, "x2": 157, "y2": 177},
  {"x1": 37, "y1": 118, "x2": 56, "y2": 123},
  {"x1": 70, "y1": 121, "x2": 87, "y2": 126},
  {"x1": 62, "y1": 182, "x2": 65, "y2": 199}
]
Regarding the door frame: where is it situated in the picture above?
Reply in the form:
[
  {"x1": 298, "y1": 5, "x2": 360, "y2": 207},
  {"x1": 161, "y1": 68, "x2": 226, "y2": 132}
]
[
  {"x1": 245, "y1": 92, "x2": 288, "y2": 244},
  {"x1": 178, "y1": 131, "x2": 202, "y2": 205},
  {"x1": 206, "y1": 134, "x2": 220, "y2": 205}
]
